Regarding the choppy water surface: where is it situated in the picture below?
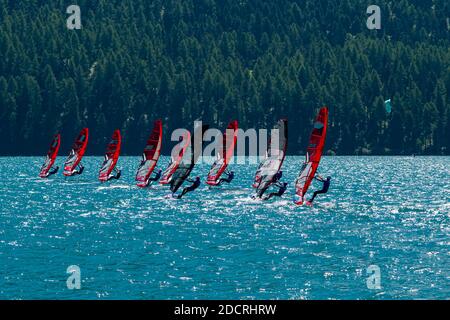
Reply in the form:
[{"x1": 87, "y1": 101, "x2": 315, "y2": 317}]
[{"x1": 0, "y1": 156, "x2": 448, "y2": 299}]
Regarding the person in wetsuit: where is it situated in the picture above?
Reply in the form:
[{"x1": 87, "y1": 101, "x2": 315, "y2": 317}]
[
  {"x1": 71, "y1": 164, "x2": 84, "y2": 176},
  {"x1": 46, "y1": 166, "x2": 59, "y2": 177},
  {"x1": 149, "y1": 169, "x2": 162, "y2": 182},
  {"x1": 142, "y1": 169, "x2": 162, "y2": 187},
  {"x1": 263, "y1": 182, "x2": 288, "y2": 201},
  {"x1": 108, "y1": 167, "x2": 121, "y2": 181},
  {"x1": 217, "y1": 170, "x2": 235, "y2": 185},
  {"x1": 273, "y1": 171, "x2": 283, "y2": 183},
  {"x1": 177, "y1": 176, "x2": 201, "y2": 199},
  {"x1": 309, "y1": 176, "x2": 331, "y2": 204},
  {"x1": 254, "y1": 171, "x2": 284, "y2": 199},
  {"x1": 256, "y1": 170, "x2": 282, "y2": 187}
]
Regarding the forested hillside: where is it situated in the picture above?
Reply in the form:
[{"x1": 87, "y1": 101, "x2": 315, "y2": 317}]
[{"x1": 0, "y1": 0, "x2": 449, "y2": 155}]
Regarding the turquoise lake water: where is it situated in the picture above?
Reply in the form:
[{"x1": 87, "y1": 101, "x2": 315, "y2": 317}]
[{"x1": 0, "y1": 156, "x2": 449, "y2": 300}]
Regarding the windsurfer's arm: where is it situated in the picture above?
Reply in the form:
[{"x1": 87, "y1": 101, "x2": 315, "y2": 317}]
[{"x1": 314, "y1": 175, "x2": 324, "y2": 182}]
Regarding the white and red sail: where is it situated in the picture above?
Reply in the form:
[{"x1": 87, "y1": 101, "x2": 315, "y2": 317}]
[
  {"x1": 206, "y1": 120, "x2": 238, "y2": 186},
  {"x1": 159, "y1": 131, "x2": 191, "y2": 185},
  {"x1": 253, "y1": 119, "x2": 288, "y2": 197},
  {"x1": 63, "y1": 128, "x2": 89, "y2": 176},
  {"x1": 99, "y1": 129, "x2": 122, "y2": 182},
  {"x1": 136, "y1": 120, "x2": 163, "y2": 187},
  {"x1": 39, "y1": 134, "x2": 61, "y2": 178},
  {"x1": 294, "y1": 107, "x2": 328, "y2": 205}
]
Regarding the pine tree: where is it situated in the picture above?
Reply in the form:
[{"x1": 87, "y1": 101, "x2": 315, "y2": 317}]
[{"x1": 0, "y1": 0, "x2": 448, "y2": 155}]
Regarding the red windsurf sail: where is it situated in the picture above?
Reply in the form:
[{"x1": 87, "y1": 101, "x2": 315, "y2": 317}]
[
  {"x1": 206, "y1": 120, "x2": 238, "y2": 186},
  {"x1": 63, "y1": 128, "x2": 89, "y2": 176},
  {"x1": 136, "y1": 120, "x2": 163, "y2": 187},
  {"x1": 159, "y1": 131, "x2": 191, "y2": 185},
  {"x1": 294, "y1": 107, "x2": 328, "y2": 205},
  {"x1": 99, "y1": 129, "x2": 122, "y2": 182},
  {"x1": 39, "y1": 134, "x2": 61, "y2": 178}
]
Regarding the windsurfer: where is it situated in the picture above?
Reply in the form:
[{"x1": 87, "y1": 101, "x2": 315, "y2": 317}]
[
  {"x1": 108, "y1": 167, "x2": 121, "y2": 181},
  {"x1": 47, "y1": 166, "x2": 59, "y2": 177},
  {"x1": 149, "y1": 169, "x2": 162, "y2": 181},
  {"x1": 273, "y1": 170, "x2": 283, "y2": 183},
  {"x1": 308, "y1": 176, "x2": 331, "y2": 204},
  {"x1": 176, "y1": 176, "x2": 201, "y2": 199},
  {"x1": 255, "y1": 171, "x2": 285, "y2": 199},
  {"x1": 142, "y1": 169, "x2": 162, "y2": 187},
  {"x1": 263, "y1": 182, "x2": 288, "y2": 200},
  {"x1": 217, "y1": 170, "x2": 235, "y2": 185},
  {"x1": 72, "y1": 164, "x2": 84, "y2": 176}
]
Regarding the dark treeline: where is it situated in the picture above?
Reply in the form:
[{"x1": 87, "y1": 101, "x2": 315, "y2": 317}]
[{"x1": 0, "y1": 0, "x2": 449, "y2": 155}]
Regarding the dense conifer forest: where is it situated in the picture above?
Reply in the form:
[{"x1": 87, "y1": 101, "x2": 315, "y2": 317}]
[{"x1": 0, "y1": 0, "x2": 449, "y2": 155}]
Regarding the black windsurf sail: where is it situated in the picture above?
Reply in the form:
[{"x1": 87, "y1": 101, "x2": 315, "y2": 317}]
[{"x1": 170, "y1": 124, "x2": 209, "y2": 194}]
